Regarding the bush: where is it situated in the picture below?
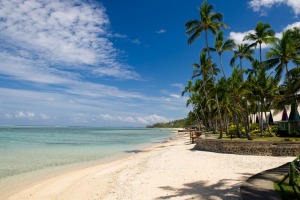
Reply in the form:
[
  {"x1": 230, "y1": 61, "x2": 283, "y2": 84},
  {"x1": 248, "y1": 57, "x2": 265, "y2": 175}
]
[
  {"x1": 250, "y1": 129, "x2": 262, "y2": 136},
  {"x1": 291, "y1": 131, "x2": 300, "y2": 137},
  {"x1": 270, "y1": 126, "x2": 278, "y2": 133},
  {"x1": 276, "y1": 129, "x2": 289, "y2": 137},
  {"x1": 249, "y1": 123, "x2": 259, "y2": 130}
]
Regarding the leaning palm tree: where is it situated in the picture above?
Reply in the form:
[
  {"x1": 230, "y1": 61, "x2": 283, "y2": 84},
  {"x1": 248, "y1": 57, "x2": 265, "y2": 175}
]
[
  {"x1": 243, "y1": 21, "x2": 275, "y2": 62},
  {"x1": 185, "y1": 0, "x2": 228, "y2": 138},
  {"x1": 265, "y1": 29, "x2": 300, "y2": 84}
]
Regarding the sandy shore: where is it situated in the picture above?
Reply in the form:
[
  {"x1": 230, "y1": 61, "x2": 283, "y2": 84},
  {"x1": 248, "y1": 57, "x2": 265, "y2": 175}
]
[{"x1": 5, "y1": 133, "x2": 294, "y2": 200}]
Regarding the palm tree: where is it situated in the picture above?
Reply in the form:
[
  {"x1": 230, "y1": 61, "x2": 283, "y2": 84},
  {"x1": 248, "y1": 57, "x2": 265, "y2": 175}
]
[
  {"x1": 207, "y1": 31, "x2": 236, "y2": 78},
  {"x1": 214, "y1": 77, "x2": 231, "y2": 135},
  {"x1": 191, "y1": 51, "x2": 218, "y2": 131},
  {"x1": 227, "y1": 67, "x2": 244, "y2": 138},
  {"x1": 182, "y1": 80, "x2": 205, "y2": 130},
  {"x1": 243, "y1": 21, "x2": 275, "y2": 62},
  {"x1": 230, "y1": 43, "x2": 254, "y2": 75},
  {"x1": 206, "y1": 31, "x2": 245, "y2": 138},
  {"x1": 265, "y1": 30, "x2": 300, "y2": 83},
  {"x1": 185, "y1": 0, "x2": 228, "y2": 138},
  {"x1": 185, "y1": 0, "x2": 228, "y2": 47},
  {"x1": 245, "y1": 64, "x2": 279, "y2": 136}
]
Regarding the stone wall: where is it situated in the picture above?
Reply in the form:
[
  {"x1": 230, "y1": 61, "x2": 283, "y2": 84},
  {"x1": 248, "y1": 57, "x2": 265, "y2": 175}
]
[{"x1": 194, "y1": 139, "x2": 300, "y2": 156}]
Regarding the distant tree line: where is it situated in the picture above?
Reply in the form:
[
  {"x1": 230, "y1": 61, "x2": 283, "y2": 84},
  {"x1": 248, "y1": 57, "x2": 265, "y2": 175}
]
[{"x1": 146, "y1": 112, "x2": 198, "y2": 128}]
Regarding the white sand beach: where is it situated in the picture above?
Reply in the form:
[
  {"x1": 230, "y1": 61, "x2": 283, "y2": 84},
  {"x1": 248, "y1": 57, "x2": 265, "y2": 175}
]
[{"x1": 5, "y1": 133, "x2": 294, "y2": 200}]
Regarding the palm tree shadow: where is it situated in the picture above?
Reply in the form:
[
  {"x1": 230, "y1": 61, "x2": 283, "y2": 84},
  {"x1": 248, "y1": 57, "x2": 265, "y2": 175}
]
[{"x1": 156, "y1": 179, "x2": 241, "y2": 200}]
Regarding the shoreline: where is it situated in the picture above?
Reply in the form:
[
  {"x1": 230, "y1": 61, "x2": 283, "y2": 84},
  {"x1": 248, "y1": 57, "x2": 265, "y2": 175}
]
[
  {"x1": 4, "y1": 132, "x2": 294, "y2": 200},
  {"x1": 0, "y1": 129, "x2": 179, "y2": 200}
]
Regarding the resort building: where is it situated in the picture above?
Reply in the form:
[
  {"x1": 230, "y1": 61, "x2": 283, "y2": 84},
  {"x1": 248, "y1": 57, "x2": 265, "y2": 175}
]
[{"x1": 249, "y1": 104, "x2": 300, "y2": 132}]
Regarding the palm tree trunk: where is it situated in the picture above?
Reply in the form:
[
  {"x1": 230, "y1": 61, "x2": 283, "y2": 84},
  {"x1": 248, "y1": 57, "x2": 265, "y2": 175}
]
[
  {"x1": 285, "y1": 63, "x2": 290, "y2": 87},
  {"x1": 259, "y1": 43, "x2": 262, "y2": 63},
  {"x1": 260, "y1": 99, "x2": 264, "y2": 136},
  {"x1": 224, "y1": 111, "x2": 229, "y2": 135},
  {"x1": 264, "y1": 110, "x2": 273, "y2": 136},
  {"x1": 219, "y1": 55, "x2": 240, "y2": 138},
  {"x1": 245, "y1": 99, "x2": 252, "y2": 140},
  {"x1": 202, "y1": 84, "x2": 213, "y2": 131},
  {"x1": 205, "y1": 30, "x2": 223, "y2": 138}
]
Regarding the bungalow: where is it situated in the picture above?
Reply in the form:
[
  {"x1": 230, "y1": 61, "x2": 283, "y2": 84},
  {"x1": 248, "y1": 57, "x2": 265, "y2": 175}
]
[{"x1": 249, "y1": 104, "x2": 300, "y2": 132}]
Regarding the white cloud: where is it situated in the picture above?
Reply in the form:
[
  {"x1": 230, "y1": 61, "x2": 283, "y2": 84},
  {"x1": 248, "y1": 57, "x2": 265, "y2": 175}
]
[
  {"x1": 71, "y1": 113, "x2": 89, "y2": 123},
  {"x1": 171, "y1": 83, "x2": 184, "y2": 89},
  {"x1": 156, "y1": 29, "x2": 166, "y2": 34},
  {"x1": 4, "y1": 114, "x2": 13, "y2": 119},
  {"x1": 98, "y1": 114, "x2": 170, "y2": 125},
  {"x1": 40, "y1": 114, "x2": 50, "y2": 120},
  {"x1": 283, "y1": 21, "x2": 300, "y2": 31},
  {"x1": 229, "y1": 30, "x2": 270, "y2": 49},
  {"x1": 170, "y1": 94, "x2": 180, "y2": 99},
  {"x1": 229, "y1": 31, "x2": 254, "y2": 45},
  {"x1": 27, "y1": 112, "x2": 36, "y2": 119},
  {"x1": 0, "y1": 0, "x2": 139, "y2": 80},
  {"x1": 131, "y1": 38, "x2": 141, "y2": 45},
  {"x1": 249, "y1": 0, "x2": 300, "y2": 16},
  {"x1": 15, "y1": 111, "x2": 27, "y2": 119},
  {"x1": 229, "y1": 21, "x2": 300, "y2": 49},
  {"x1": 10, "y1": 111, "x2": 46, "y2": 120}
]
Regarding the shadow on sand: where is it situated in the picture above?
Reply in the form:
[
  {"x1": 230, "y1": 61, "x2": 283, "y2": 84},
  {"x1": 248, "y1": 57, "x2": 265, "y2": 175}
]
[{"x1": 156, "y1": 179, "x2": 241, "y2": 200}]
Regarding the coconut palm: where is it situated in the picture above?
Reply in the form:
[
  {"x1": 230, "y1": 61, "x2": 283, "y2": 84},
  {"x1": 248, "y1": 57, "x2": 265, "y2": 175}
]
[
  {"x1": 182, "y1": 80, "x2": 205, "y2": 129},
  {"x1": 213, "y1": 77, "x2": 232, "y2": 135},
  {"x1": 227, "y1": 67, "x2": 244, "y2": 137},
  {"x1": 206, "y1": 31, "x2": 244, "y2": 138},
  {"x1": 185, "y1": 0, "x2": 228, "y2": 47},
  {"x1": 230, "y1": 44, "x2": 254, "y2": 75},
  {"x1": 206, "y1": 31, "x2": 236, "y2": 78},
  {"x1": 191, "y1": 51, "x2": 218, "y2": 131},
  {"x1": 185, "y1": 0, "x2": 228, "y2": 137},
  {"x1": 265, "y1": 30, "x2": 300, "y2": 83},
  {"x1": 245, "y1": 65, "x2": 279, "y2": 136},
  {"x1": 243, "y1": 21, "x2": 275, "y2": 62}
]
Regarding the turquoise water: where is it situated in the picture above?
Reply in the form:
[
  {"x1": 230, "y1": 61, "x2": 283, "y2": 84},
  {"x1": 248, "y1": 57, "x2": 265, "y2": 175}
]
[{"x1": 0, "y1": 127, "x2": 174, "y2": 180}]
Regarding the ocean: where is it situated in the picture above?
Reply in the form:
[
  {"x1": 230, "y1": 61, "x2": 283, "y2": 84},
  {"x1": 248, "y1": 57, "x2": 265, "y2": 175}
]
[{"x1": 0, "y1": 127, "x2": 174, "y2": 183}]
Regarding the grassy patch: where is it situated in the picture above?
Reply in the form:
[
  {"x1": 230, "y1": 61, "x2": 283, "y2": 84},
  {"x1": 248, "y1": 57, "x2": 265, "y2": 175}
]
[
  {"x1": 274, "y1": 179, "x2": 300, "y2": 200},
  {"x1": 220, "y1": 135, "x2": 300, "y2": 142}
]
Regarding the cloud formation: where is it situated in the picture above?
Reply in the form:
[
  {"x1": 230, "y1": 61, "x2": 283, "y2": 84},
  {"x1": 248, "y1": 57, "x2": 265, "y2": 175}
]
[
  {"x1": 249, "y1": 0, "x2": 300, "y2": 16},
  {"x1": 229, "y1": 22, "x2": 300, "y2": 49},
  {"x1": 99, "y1": 114, "x2": 170, "y2": 125},
  {"x1": 0, "y1": 0, "x2": 139, "y2": 80},
  {"x1": 156, "y1": 29, "x2": 166, "y2": 34}
]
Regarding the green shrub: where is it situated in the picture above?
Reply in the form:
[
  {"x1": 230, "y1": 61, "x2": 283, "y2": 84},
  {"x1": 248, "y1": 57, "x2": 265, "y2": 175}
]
[
  {"x1": 249, "y1": 123, "x2": 259, "y2": 130},
  {"x1": 250, "y1": 129, "x2": 262, "y2": 136},
  {"x1": 270, "y1": 126, "x2": 278, "y2": 133}
]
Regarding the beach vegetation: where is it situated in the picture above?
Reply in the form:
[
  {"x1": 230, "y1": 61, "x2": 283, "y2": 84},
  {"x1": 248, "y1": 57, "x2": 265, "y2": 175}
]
[
  {"x1": 182, "y1": 0, "x2": 300, "y2": 140},
  {"x1": 146, "y1": 118, "x2": 189, "y2": 128},
  {"x1": 274, "y1": 179, "x2": 300, "y2": 199}
]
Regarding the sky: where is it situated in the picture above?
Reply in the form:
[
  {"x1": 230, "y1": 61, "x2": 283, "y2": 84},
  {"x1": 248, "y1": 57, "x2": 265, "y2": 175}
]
[{"x1": 0, "y1": 0, "x2": 299, "y2": 127}]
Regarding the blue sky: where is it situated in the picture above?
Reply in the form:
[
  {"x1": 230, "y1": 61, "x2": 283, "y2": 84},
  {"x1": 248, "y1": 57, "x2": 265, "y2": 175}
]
[{"x1": 0, "y1": 0, "x2": 299, "y2": 127}]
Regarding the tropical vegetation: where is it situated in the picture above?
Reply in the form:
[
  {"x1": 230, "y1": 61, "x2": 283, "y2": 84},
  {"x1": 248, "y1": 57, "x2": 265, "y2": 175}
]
[{"x1": 182, "y1": 0, "x2": 300, "y2": 139}]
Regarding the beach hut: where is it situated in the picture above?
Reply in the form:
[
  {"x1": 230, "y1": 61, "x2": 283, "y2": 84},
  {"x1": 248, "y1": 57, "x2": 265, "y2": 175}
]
[
  {"x1": 268, "y1": 112, "x2": 274, "y2": 125},
  {"x1": 282, "y1": 107, "x2": 289, "y2": 121}
]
